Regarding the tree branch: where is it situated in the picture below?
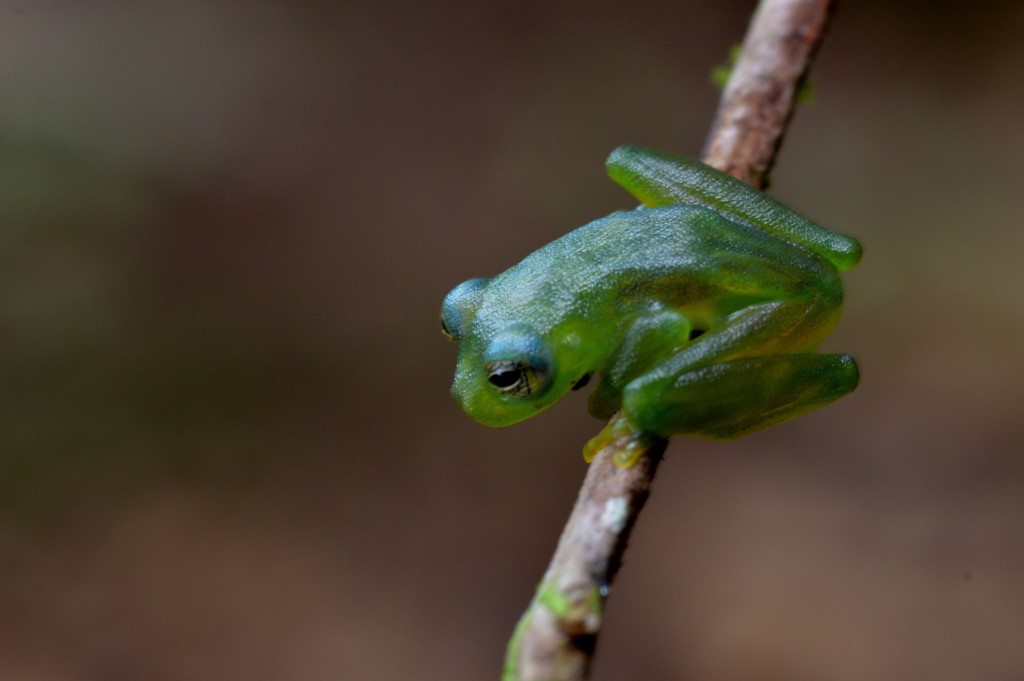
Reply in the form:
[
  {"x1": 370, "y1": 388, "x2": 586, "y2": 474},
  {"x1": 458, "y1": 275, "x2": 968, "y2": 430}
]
[
  {"x1": 705, "y1": 0, "x2": 838, "y2": 187},
  {"x1": 503, "y1": 1, "x2": 838, "y2": 679}
]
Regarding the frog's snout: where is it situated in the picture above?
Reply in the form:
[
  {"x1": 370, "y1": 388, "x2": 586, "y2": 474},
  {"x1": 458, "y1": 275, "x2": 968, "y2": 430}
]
[{"x1": 450, "y1": 375, "x2": 534, "y2": 428}]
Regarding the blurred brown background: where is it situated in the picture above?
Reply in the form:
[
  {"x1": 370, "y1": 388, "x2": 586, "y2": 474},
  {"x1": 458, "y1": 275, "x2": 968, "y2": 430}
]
[{"x1": 1, "y1": 1, "x2": 1022, "y2": 679}]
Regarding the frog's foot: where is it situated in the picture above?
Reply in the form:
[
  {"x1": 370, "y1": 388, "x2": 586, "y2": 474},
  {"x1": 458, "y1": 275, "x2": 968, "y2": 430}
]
[{"x1": 582, "y1": 413, "x2": 659, "y2": 468}]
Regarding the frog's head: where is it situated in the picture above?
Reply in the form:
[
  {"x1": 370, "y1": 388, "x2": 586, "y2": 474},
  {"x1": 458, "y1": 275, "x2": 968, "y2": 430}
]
[{"x1": 441, "y1": 278, "x2": 588, "y2": 427}]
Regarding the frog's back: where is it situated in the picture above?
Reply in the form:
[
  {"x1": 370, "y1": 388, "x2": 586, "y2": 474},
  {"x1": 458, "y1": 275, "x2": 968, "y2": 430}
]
[
  {"x1": 523, "y1": 204, "x2": 832, "y2": 289},
  {"x1": 548, "y1": 205, "x2": 742, "y2": 274},
  {"x1": 476, "y1": 205, "x2": 833, "y2": 333}
]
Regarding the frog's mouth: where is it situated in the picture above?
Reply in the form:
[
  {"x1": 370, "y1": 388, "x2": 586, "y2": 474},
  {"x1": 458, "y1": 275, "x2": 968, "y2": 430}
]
[{"x1": 451, "y1": 382, "x2": 515, "y2": 427}]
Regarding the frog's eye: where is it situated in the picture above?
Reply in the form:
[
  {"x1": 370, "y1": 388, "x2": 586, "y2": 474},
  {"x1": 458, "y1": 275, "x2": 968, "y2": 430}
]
[
  {"x1": 441, "y1": 277, "x2": 490, "y2": 343},
  {"x1": 485, "y1": 360, "x2": 545, "y2": 397},
  {"x1": 440, "y1": 315, "x2": 455, "y2": 342}
]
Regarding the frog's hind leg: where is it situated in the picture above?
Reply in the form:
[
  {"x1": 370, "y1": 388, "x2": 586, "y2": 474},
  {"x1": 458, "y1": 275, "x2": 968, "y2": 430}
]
[
  {"x1": 605, "y1": 146, "x2": 862, "y2": 271},
  {"x1": 586, "y1": 289, "x2": 846, "y2": 465},
  {"x1": 625, "y1": 353, "x2": 859, "y2": 440}
]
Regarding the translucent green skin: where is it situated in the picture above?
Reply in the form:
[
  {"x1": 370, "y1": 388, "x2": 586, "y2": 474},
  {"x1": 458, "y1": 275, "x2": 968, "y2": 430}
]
[{"x1": 442, "y1": 146, "x2": 860, "y2": 444}]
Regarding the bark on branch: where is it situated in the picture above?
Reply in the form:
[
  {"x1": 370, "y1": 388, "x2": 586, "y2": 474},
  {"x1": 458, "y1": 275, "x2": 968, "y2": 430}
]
[{"x1": 503, "y1": 1, "x2": 838, "y2": 679}]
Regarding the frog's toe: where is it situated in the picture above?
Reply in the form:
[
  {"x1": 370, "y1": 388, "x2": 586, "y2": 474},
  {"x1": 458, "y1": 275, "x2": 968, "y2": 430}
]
[{"x1": 582, "y1": 414, "x2": 658, "y2": 468}]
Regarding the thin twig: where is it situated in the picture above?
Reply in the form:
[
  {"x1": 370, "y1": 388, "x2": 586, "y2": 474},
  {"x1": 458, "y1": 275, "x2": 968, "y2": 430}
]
[
  {"x1": 705, "y1": 0, "x2": 838, "y2": 187},
  {"x1": 503, "y1": 1, "x2": 838, "y2": 679}
]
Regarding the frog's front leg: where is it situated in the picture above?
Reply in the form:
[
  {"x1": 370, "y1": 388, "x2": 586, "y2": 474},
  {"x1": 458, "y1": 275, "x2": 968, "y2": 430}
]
[
  {"x1": 587, "y1": 309, "x2": 692, "y2": 421},
  {"x1": 582, "y1": 309, "x2": 692, "y2": 467}
]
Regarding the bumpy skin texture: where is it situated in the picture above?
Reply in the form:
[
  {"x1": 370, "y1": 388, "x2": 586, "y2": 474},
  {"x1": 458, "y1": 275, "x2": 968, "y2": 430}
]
[{"x1": 442, "y1": 146, "x2": 860, "y2": 462}]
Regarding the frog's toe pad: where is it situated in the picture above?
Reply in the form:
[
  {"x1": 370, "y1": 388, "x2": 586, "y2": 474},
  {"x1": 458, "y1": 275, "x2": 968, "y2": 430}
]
[{"x1": 582, "y1": 415, "x2": 658, "y2": 468}]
